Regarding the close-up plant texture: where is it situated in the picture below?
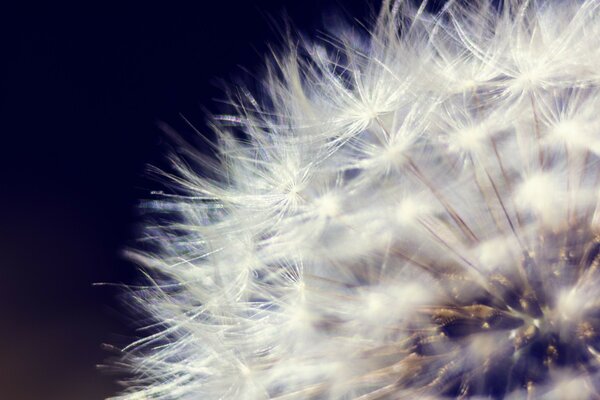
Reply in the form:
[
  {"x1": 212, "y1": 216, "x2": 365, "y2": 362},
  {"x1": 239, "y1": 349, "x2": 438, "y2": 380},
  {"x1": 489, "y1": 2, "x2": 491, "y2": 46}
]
[{"x1": 117, "y1": 0, "x2": 600, "y2": 398}]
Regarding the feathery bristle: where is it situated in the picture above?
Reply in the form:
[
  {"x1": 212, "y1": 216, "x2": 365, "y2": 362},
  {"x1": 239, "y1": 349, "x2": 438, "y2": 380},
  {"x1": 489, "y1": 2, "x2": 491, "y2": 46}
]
[{"x1": 115, "y1": 1, "x2": 600, "y2": 398}]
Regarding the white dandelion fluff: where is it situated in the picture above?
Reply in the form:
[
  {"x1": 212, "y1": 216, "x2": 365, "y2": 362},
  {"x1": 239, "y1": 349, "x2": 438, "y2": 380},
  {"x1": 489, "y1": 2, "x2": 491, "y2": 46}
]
[{"x1": 116, "y1": 0, "x2": 600, "y2": 398}]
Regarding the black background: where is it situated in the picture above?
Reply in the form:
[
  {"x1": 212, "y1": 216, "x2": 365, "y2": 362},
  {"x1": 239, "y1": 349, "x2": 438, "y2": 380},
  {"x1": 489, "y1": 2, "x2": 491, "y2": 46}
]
[
  {"x1": 0, "y1": 1, "x2": 376, "y2": 399},
  {"x1": 0, "y1": 0, "x2": 469, "y2": 398}
]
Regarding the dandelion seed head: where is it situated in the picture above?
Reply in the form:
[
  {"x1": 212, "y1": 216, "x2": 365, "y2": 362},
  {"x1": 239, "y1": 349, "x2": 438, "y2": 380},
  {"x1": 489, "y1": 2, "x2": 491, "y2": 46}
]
[{"x1": 116, "y1": 0, "x2": 600, "y2": 399}]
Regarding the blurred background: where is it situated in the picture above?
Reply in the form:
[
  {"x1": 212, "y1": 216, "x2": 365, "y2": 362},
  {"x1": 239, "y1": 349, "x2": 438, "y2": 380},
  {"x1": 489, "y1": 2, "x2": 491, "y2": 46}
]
[
  {"x1": 0, "y1": 1, "x2": 373, "y2": 399},
  {"x1": 0, "y1": 1, "x2": 459, "y2": 399}
]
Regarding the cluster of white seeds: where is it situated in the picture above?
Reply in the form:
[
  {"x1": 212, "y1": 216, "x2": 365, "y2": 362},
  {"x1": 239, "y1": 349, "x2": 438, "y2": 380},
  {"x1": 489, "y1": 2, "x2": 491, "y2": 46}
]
[{"x1": 116, "y1": 1, "x2": 600, "y2": 398}]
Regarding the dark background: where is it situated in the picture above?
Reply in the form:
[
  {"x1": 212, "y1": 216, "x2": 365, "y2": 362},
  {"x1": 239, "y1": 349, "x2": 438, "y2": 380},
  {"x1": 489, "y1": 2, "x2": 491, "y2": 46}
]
[
  {"x1": 0, "y1": 1, "x2": 376, "y2": 399},
  {"x1": 0, "y1": 0, "x2": 464, "y2": 399}
]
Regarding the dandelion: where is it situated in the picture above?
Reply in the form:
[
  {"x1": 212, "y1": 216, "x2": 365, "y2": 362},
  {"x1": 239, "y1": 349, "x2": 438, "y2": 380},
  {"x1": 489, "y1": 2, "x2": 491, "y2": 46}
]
[{"x1": 115, "y1": 1, "x2": 600, "y2": 398}]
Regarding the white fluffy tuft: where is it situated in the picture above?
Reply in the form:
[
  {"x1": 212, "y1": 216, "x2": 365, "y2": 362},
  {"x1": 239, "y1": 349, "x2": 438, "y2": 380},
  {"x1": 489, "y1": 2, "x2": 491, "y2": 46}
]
[{"x1": 115, "y1": 1, "x2": 600, "y2": 398}]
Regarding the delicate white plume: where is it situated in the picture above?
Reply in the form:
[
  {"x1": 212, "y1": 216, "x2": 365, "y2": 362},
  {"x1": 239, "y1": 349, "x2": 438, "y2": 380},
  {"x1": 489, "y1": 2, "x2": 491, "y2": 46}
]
[{"x1": 115, "y1": 1, "x2": 600, "y2": 398}]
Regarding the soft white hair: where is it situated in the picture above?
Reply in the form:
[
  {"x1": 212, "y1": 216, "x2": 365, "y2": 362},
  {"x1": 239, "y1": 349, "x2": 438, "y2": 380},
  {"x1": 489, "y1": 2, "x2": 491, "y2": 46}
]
[{"x1": 114, "y1": 1, "x2": 600, "y2": 398}]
